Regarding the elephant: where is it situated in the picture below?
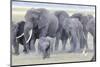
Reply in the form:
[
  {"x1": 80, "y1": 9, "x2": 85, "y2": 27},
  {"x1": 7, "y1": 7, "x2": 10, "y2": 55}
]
[
  {"x1": 54, "y1": 11, "x2": 69, "y2": 51},
  {"x1": 11, "y1": 21, "x2": 32, "y2": 55},
  {"x1": 71, "y1": 13, "x2": 93, "y2": 51},
  {"x1": 24, "y1": 8, "x2": 59, "y2": 53},
  {"x1": 86, "y1": 17, "x2": 95, "y2": 44},
  {"x1": 38, "y1": 37, "x2": 51, "y2": 59},
  {"x1": 86, "y1": 18, "x2": 96, "y2": 61},
  {"x1": 11, "y1": 21, "x2": 19, "y2": 55},
  {"x1": 62, "y1": 17, "x2": 85, "y2": 52}
]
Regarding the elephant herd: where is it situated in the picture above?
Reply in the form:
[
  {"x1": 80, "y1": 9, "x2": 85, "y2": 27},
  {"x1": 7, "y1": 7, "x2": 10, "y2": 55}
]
[{"x1": 11, "y1": 8, "x2": 95, "y2": 59}]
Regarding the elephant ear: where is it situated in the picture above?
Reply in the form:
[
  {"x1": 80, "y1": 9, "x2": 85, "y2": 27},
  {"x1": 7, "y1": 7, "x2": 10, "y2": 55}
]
[
  {"x1": 80, "y1": 15, "x2": 90, "y2": 25},
  {"x1": 38, "y1": 13, "x2": 49, "y2": 29},
  {"x1": 25, "y1": 8, "x2": 40, "y2": 22}
]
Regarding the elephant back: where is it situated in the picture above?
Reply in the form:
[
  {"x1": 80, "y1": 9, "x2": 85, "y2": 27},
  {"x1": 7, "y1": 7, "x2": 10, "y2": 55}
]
[
  {"x1": 55, "y1": 11, "x2": 69, "y2": 23},
  {"x1": 71, "y1": 13, "x2": 82, "y2": 21}
]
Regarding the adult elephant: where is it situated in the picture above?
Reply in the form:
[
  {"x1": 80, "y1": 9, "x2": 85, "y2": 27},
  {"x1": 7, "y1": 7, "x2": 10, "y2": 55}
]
[
  {"x1": 54, "y1": 11, "x2": 85, "y2": 52},
  {"x1": 11, "y1": 21, "x2": 26, "y2": 55},
  {"x1": 62, "y1": 17, "x2": 85, "y2": 52},
  {"x1": 11, "y1": 21, "x2": 19, "y2": 55},
  {"x1": 24, "y1": 8, "x2": 59, "y2": 53},
  {"x1": 86, "y1": 18, "x2": 96, "y2": 61},
  {"x1": 71, "y1": 13, "x2": 92, "y2": 51},
  {"x1": 54, "y1": 11, "x2": 69, "y2": 51}
]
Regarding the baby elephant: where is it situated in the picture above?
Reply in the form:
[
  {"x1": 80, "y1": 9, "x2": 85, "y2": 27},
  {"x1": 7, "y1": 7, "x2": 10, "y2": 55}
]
[{"x1": 38, "y1": 37, "x2": 51, "y2": 59}]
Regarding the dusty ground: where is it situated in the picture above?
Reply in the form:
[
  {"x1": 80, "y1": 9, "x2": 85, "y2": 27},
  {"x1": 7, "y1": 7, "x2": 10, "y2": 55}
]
[
  {"x1": 12, "y1": 33, "x2": 94, "y2": 66},
  {"x1": 12, "y1": 52, "x2": 94, "y2": 66}
]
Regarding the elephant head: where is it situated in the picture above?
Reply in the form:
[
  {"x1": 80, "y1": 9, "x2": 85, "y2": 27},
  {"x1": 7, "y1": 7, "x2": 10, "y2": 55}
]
[
  {"x1": 25, "y1": 8, "x2": 40, "y2": 23},
  {"x1": 54, "y1": 11, "x2": 69, "y2": 25},
  {"x1": 71, "y1": 13, "x2": 90, "y2": 26},
  {"x1": 25, "y1": 8, "x2": 49, "y2": 28}
]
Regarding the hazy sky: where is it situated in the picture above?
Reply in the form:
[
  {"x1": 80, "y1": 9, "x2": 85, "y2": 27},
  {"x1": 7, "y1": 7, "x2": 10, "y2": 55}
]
[{"x1": 12, "y1": 1, "x2": 95, "y2": 12}]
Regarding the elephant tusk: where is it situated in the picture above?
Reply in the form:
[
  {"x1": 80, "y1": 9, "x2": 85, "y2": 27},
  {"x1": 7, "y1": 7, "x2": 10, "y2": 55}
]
[
  {"x1": 26, "y1": 29, "x2": 33, "y2": 44},
  {"x1": 16, "y1": 33, "x2": 24, "y2": 39}
]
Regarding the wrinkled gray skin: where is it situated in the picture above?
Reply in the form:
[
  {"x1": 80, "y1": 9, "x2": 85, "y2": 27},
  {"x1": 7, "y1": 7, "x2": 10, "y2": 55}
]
[
  {"x1": 86, "y1": 18, "x2": 95, "y2": 44},
  {"x1": 11, "y1": 21, "x2": 28, "y2": 55},
  {"x1": 24, "y1": 8, "x2": 58, "y2": 53},
  {"x1": 54, "y1": 11, "x2": 69, "y2": 51},
  {"x1": 71, "y1": 13, "x2": 96, "y2": 60},
  {"x1": 11, "y1": 22, "x2": 19, "y2": 55},
  {"x1": 71, "y1": 13, "x2": 92, "y2": 50},
  {"x1": 62, "y1": 18, "x2": 84, "y2": 52},
  {"x1": 54, "y1": 11, "x2": 84, "y2": 52},
  {"x1": 86, "y1": 18, "x2": 96, "y2": 61},
  {"x1": 38, "y1": 37, "x2": 50, "y2": 59}
]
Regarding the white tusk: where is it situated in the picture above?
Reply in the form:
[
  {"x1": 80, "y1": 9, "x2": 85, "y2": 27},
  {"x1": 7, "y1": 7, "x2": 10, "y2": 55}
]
[
  {"x1": 26, "y1": 29, "x2": 32, "y2": 43},
  {"x1": 16, "y1": 33, "x2": 24, "y2": 39}
]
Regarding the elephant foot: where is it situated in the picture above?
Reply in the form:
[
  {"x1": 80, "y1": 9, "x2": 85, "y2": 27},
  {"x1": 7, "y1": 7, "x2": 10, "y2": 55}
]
[
  {"x1": 47, "y1": 54, "x2": 50, "y2": 58},
  {"x1": 55, "y1": 47, "x2": 58, "y2": 51},
  {"x1": 23, "y1": 49, "x2": 29, "y2": 54},
  {"x1": 42, "y1": 51, "x2": 50, "y2": 59},
  {"x1": 43, "y1": 54, "x2": 49, "y2": 59},
  {"x1": 67, "y1": 49, "x2": 80, "y2": 53},
  {"x1": 29, "y1": 45, "x2": 36, "y2": 52},
  {"x1": 67, "y1": 48, "x2": 76, "y2": 53},
  {"x1": 30, "y1": 48, "x2": 36, "y2": 52},
  {"x1": 54, "y1": 45, "x2": 59, "y2": 52},
  {"x1": 43, "y1": 56, "x2": 46, "y2": 59},
  {"x1": 62, "y1": 47, "x2": 67, "y2": 52},
  {"x1": 67, "y1": 50, "x2": 74, "y2": 53},
  {"x1": 13, "y1": 52, "x2": 20, "y2": 55}
]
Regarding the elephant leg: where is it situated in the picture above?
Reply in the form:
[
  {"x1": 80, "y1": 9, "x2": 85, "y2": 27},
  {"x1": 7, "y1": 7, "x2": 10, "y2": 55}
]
[
  {"x1": 50, "y1": 38, "x2": 55, "y2": 53},
  {"x1": 91, "y1": 37, "x2": 96, "y2": 61},
  {"x1": 24, "y1": 26, "x2": 32, "y2": 53},
  {"x1": 81, "y1": 31, "x2": 88, "y2": 52},
  {"x1": 61, "y1": 36, "x2": 68, "y2": 51},
  {"x1": 62, "y1": 39, "x2": 67, "y2": 51},
  {"x1": 55, "y1": 37, "x2": 59, "y2": 51},
  {"x1": 78, "y1": 30, "x2": 85, "y2": 52},
  {"x1": 61, "y1": 30, "x2": 68, "y2": 51},
  {"x1": 43, "y1": 50, "x2": 47, "y2": 59},
  {"x1": 13, "y1": 39, "x2": 19, "y2": 55},
  {"x1": 43, "y1": 45, "x2": 50, "y2": 59},
  {"x1": 55, "y1": 31, "x2": 61, "y2": 51},
  {"x1": 30, "y1": 38, "x2": 36, "y2": 52},
  {"x1": 23, "y1": 43, "x2": 29, "y2": 53},
  {"x1": 47, "y1": 46, "x2": 50, "y2": 58},
  {"x1": 70, "y1": 31, "x2": 80, "y2": 52}
]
